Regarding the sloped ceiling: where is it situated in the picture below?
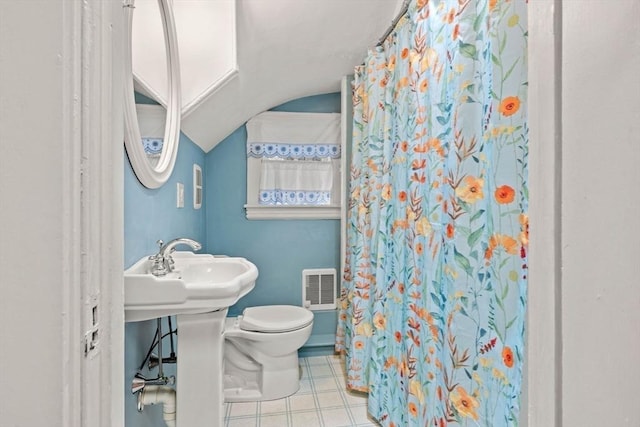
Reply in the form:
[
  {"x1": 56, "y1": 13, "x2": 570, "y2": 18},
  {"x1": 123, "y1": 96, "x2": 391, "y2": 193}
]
[{"x1": 179, "y1": 0, "x2": 403, "y2": 153}]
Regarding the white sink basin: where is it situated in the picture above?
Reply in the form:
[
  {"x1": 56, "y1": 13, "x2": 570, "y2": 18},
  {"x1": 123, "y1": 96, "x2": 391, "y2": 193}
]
[{"x1": 124, "y1": 251, "x2": 258, "y2": 322}]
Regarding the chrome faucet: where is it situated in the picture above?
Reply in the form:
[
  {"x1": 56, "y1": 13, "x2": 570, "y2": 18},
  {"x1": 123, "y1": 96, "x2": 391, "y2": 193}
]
[{"x1": 149, "y1": 238, "x2": 202, "y2": 276}]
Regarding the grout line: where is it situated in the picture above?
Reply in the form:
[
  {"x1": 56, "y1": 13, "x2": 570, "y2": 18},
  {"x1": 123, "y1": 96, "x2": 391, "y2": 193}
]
[
  {"x1": 306, "y1": 357, "x2": 326, "y2": 427},
  {"x1": 256, "y1": 401, "x2": 261, "y2": 427}
]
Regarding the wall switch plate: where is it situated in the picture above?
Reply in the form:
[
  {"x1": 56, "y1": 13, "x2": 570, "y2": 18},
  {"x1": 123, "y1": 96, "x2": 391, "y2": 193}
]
[{"x1": 177, "y1": 182, "x2": 184, "y2": 208}]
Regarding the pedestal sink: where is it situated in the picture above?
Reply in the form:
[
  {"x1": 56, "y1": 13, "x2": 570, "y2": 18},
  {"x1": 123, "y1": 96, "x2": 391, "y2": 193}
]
[{"x1": 125, "y1": 251, "x2": 258, "y2": 427}]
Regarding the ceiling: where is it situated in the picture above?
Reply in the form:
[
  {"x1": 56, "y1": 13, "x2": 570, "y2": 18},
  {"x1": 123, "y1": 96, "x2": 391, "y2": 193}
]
[{"x1": 133, "y1": 0, "x2": 403, "y2": 153}]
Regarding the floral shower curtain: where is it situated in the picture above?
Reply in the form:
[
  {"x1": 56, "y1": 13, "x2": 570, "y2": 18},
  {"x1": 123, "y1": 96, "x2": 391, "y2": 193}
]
[{"x1": 336, "y1": 0, "x2": 528, "y2": 425}]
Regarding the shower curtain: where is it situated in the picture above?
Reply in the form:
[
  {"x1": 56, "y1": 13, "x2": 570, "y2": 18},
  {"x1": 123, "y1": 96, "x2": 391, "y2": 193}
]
[{"x1": 336, "y1": 0, "x2": 528, "y2": 425}]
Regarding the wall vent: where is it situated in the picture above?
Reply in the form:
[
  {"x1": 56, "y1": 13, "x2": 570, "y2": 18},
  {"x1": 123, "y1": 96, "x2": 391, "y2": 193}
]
[{"x1": 303, "y1": 268, "x2": 336, "y2": 310}]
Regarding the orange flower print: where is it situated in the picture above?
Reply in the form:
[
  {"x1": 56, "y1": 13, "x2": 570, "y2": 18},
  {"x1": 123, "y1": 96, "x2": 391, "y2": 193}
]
[
  {"x1": 446, "y1": 8, "x2": 455, "y2": 24},
  {"x1": 414, "y1": 142, "x2": 428, "y2": 153},
  {"x1": 354, "y1": 341, "x2": 364, "y2": 350},
  {"x1": 499, "y1": 96, "x2": 521, "y2": 117},
  {"x1": 373, "y1": 312, "x2": 387, "y2": 330},
  {"x1": 412, "y1": 159, "x2": 427, "y2": 170},
  {"x1": 408, "y1": 402, "x2": 418, "y2": 417},
  {"x1": 398, "y1": 191, "x2": 407, "y2": 202},
  {"x1": 450, "y1": 386, "x2": 479, "y2": 420},
  {"x1": 397, "y1": 77, "x2": 409, "y2": 89},
  {"x1": 407, "y1": 317, "x2": 421, "y2": 331},
  {"x1": 502, "y1": 346, "x2": 514, "y2": 368},
  {"x1": 428, "y1": 137, "x2": 445, "y2": 157},
  {"x1": 489, "y1": 0, "x2": 498, "y2": 10},
  {"x1": 393, "y1": 219, "x2": 409, "y2": 231},
  {"x1": 446, "y1": 223, "x2": 455, "y2": 239},
  {"x1": 416, "y1": 216, "x2": 431, "y2": 236},
  {"x1": 519, "y1": 213, "x2": 529, "y2": 246},
  {"x1": 415, "y1": 242, "x2": 424, "y2": 255},
  {"x1": 384, "y1": 356, "x2": 397, "y2": 369},
  {"x1": 399, "y1": 359, "x2": 409, "y2": 377},
  {"x1": 455, "y1": 176, "x2": 484, "y2": 204},
  {"x1": 387, "y1": 54, "x2": 397, "y2": 72},
  {"x1": 495, "y1": 184, "x2": 515, "y2": 204},
  {"x1": 484, "y1": 234, "x2": 519, "y2": 260},
  {"x1": 366, "y1": 158, "x2": 379, "y2": 173},
  {"x1": 420, "y1": 78, "x2": 429, "y2": 93},
  {"x1": 395, "y1": 331, "x2": 402, "y2": 343},
  {"x1": 401, "y1": 48, "x2": 410, "y2": 60},
  {"x1": 382, "y1": 184, "x2": 392, "y2": 201},
  {"x1": 400, "y1": 140, "x2": 409, "y2": 152},
  {"x1": 452, "y1": 23, "x2": 460, "y2": 40}
]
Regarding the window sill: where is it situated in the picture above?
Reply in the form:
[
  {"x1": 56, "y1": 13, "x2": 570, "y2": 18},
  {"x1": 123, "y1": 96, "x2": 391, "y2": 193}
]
[{"x1": 244, "y1": 204, "x2": 340, "y2": 220}]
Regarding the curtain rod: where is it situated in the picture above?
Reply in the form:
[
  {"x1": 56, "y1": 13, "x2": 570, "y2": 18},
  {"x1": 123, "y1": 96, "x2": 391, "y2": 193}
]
[{"x1": 376, "y1": 0, "x2": 411, "y2": 46}]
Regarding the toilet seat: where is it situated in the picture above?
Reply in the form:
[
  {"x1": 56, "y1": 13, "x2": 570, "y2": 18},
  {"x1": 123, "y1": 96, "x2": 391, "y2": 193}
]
[{"x1": 240, "y1": 305, "x2": 313, "y2": 333}]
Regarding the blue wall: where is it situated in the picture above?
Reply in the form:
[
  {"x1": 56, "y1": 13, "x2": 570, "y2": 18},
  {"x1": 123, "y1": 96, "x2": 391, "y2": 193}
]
[
  {"x1": 205, "y1": 93, "x2": 341, "y2": 352},
  {"x1": 124, "y1": 136, "x2": 206, "y2": 267},
  {"x1": 124, "y1": 134, "x2": 206, "y2": 427}
]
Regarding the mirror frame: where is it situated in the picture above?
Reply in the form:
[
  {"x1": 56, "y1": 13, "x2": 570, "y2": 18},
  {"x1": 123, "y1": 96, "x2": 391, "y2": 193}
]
[{"x1": 123, "y1": 0, "x2": 181, "y2": 189}]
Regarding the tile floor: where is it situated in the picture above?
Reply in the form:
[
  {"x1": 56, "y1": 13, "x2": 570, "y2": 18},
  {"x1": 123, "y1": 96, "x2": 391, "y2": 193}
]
[{"x1": 224, "y1": 354, "x2": 381, "y2": 427}]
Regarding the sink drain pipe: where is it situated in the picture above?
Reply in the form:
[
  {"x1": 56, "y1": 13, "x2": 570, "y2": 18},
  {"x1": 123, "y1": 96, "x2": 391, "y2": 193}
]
[{"x1": 138, "y1": 385, "x2": 176, "y2": 427}]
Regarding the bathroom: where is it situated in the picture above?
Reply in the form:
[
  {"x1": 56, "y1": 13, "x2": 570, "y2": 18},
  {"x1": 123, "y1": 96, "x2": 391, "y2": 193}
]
[
  {"x1": 125, "y1": 92, "x2": 345, "y2": 426},
  {"x1": 1, "y1": 1, "x2": 639, "y2": 427}
]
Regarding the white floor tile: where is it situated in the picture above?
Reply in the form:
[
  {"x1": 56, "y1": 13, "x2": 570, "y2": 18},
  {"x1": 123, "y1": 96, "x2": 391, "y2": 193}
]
[
  {"x1": 308, "y1": 364, "x2": 334, "y2": 378},
  {"x1": 320, "y1": 406, "x2": 354, "y2": 427},
  {"x1": 288, "y1": 393, "x2": 317, "y2": 411},
  {"x1": 343, "y1": 390, "x2": 368, "y2": 406},
  {"x1": 306, "y1": 356, "x2": 331, "y2": 366},
  {"x1": 259, "y1": 414, "x2": 289, "y2": 427},
  {"x1": 349, "y1": 404, "x2": 377, "y2": 425},
  {"x1": 297, "y1": 378, "x2": 313, "y2": 394},
  {"x1": 315, "y1": 391, "x2": 345, "y2": 409},
  {"x1": 290, "y1": 410, "x2": 322, "y2": 427},
  {"x1": 227, "y1": 416, "x2": 258, "y2": 427},
  {"x1": 313, "y1": 375, "x2": 340, "y2": 392},
  {"x1": 260, "y1": 398, "x2": 288, "y2": 415},
  {"x1": 228, "y1": 401, "x2": 258, "y2": 417}
]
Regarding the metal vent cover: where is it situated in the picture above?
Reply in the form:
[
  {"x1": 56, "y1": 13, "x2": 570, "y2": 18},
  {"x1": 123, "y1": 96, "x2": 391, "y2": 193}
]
[{"x1": 303, "y1": 268, "x2": 336, "y2": 310}]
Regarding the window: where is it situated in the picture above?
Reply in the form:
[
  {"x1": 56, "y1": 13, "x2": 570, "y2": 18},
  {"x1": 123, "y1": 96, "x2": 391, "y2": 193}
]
[{"x1": 245, "y1": 111, "x2": 342, "y2": 219}]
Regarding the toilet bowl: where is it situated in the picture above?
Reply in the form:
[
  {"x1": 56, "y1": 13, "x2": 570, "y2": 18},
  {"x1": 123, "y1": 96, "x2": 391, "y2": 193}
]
[{"x1": 223, "y1": 305, "x2": 314, "y2": 402}]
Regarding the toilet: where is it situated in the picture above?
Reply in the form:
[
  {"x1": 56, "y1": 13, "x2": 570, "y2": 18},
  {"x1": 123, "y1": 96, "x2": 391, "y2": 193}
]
[{"x1": 223, "y1": 305, "x2": 314, "y2": 402}]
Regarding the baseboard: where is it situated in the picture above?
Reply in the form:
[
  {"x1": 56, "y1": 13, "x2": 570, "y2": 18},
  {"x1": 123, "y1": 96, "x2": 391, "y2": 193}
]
[
  {"x1": 298, "y1": 345, "x2": 335, "y2": 358},
  {"x1": 299, "y1": 333, "x2": 336, "y2": 358}
]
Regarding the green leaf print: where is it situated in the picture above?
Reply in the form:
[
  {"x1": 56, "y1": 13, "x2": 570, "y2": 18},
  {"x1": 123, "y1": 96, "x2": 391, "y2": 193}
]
[
  {"x1": 459, "y1": 41, "x2": 478, "y2": 60},
  {"x1": 468, "y1": 227, "x2": 484, "y2": 248},
  {"x1": 454, "y1": 247, "x2": 474, "y2": 277}
]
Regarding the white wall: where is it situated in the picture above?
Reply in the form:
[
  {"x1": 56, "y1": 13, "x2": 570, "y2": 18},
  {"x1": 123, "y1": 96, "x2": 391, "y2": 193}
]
[
  {"x1": 561, "y1": 1, "x2": 640, "y2": 425},
  {"x1": 0, "y1": 2, "x2": 69, "y2": 423},
  {"x1": 0, "y1": 1, "x2": 124, "y2": 425}
]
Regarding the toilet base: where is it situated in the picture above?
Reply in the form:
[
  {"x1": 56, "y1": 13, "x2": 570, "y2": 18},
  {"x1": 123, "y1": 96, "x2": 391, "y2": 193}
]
[{"x1": 223, "y1": 351, "x2": 301, "y2": 402}]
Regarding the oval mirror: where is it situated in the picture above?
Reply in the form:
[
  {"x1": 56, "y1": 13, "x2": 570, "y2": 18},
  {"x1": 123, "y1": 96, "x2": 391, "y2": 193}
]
[{"x1": 123, "y1": 0, "x2": 181, "y2": 189}]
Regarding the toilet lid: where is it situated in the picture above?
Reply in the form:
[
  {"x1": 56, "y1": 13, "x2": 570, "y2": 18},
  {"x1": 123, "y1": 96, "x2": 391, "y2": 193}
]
[{"x1": 240, "y1": 305, "x2": 314, "y2": 333}]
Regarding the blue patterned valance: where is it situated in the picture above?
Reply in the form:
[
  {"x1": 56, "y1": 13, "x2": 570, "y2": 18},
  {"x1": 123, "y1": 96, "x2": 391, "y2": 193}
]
[
  {"x1": 142, "y1": 137, "x2": 163, "y2": 157},
  {"x1": 259, "y1": 190, "x2": 331, "y2": 206},
  {"x1": 247, "y1": 143, "x2": 340, "y2": 159}
]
